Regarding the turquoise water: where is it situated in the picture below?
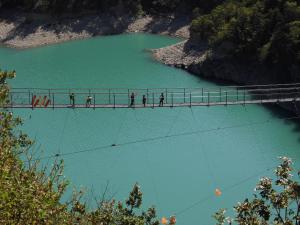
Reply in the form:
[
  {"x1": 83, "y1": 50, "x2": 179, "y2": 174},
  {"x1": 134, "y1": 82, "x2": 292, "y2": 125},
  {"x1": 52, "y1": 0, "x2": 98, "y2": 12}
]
[{"x1": 1, "y1": 34, "x2": 300, "y2": 224}]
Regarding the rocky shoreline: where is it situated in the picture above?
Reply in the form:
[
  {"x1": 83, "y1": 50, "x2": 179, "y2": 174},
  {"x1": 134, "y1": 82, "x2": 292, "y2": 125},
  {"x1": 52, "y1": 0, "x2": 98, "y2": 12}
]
[
  {"x1": 152, "y1": 40, "x2": 280, "y2": 84},
  {"x1": 1, "y1": 11, "x2": 298, "y2": 114},
  {"x1": 0, "y1": 11, "x2": 190, "y2": 49},
  {"x1": 152, "y1": 41, "x2": 300, "y2": 114}
]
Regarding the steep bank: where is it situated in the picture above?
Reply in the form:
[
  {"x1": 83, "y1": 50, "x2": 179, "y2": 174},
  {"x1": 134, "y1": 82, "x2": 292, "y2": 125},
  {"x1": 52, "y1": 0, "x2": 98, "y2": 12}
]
[
  {"x1": 152, "y1": 41, "x2": 300, "y2": 114},
  {"x1": 0, "y1": 11, "x2": 190, "y2": 49}
]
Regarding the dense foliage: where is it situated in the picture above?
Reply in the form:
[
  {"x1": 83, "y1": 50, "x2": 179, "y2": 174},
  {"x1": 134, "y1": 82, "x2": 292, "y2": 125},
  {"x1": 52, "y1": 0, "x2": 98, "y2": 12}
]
[
  {"x1": 214, "y1": 157, "x2": 300, "y2": 225},
  {"x1": 191, "y1": 0, "x2": 300, "y2": 82},
  {"x1": 0, "y1": 69, "x2": 160, "y2": 224}
]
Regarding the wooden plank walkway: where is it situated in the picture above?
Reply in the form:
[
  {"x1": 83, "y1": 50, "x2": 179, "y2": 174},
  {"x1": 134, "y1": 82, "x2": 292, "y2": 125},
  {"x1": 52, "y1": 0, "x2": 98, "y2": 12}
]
[{"x1": 6, "y1": 97, "x2": 300, "y2": 109}]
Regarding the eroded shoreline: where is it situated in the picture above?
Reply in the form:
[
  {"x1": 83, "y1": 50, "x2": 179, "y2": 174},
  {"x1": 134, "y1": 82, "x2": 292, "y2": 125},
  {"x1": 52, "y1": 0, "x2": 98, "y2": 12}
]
[
  {"x1": 1, "y1": 11, "x2": 298, "y2": 114},
  {"x1": 0, "y1": 11, "x2": 190, "y2": 49}
]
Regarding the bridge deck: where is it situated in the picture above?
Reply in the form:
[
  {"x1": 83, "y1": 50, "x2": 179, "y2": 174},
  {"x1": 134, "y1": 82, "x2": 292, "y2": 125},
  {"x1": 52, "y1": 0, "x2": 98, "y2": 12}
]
[
  {"x1": 6, "y1": 98, "x2": 300, "y2": 109},
  {"x1": 5, "y1": 84, "x2": 300, "y2": 109}
]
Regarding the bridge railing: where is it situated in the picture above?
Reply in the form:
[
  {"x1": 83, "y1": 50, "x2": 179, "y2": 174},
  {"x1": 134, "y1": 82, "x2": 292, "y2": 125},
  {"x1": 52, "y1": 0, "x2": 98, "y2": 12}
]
[
  {"x1": 10, "y1": 82, "x2": 300, "y2": 92},
  {"x1": 6, "y1": 84, "x2": 300, "y2": 108}
]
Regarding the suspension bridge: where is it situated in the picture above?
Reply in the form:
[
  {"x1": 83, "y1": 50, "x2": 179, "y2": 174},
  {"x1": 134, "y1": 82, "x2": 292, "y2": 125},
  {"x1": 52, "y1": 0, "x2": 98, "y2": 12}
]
[{"x1": 4, "y1": 83, "x2": 300, "y2": 109}]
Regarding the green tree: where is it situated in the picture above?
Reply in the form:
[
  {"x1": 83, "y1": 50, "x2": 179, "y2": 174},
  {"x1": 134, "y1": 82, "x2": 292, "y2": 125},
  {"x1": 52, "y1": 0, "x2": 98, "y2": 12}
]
[
  {"x1": 190, "y1": 0, "x2": 300, "y2": 82},
  {"x1": 0, "y1": 69, "x2": 72, "y2": 224},
  {"x1": 0, "y1": 69, "x2": 160, "y2": 224},
  {"x1": 214, "y1": 157, "x2": 300, "y2": 225}
]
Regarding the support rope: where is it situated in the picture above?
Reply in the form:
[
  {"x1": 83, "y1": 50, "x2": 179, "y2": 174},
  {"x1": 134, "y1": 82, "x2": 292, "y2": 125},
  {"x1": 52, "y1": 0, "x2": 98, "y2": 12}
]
[
  {"x1": 24, "y1": 115, "x2": 300, "y2": 162},
  {"x1": 174, "y1": 165, "x2": 273, "y2": 216},
  {"x1": 57, "y1": 110, "x2": 70, "y2": 155}
]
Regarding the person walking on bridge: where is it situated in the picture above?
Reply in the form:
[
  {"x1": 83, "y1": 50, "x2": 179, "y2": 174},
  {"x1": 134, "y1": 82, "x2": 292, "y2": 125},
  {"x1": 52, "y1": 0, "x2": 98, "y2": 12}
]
[
  {"x1": 159, "y1": 93, "x2": 165, "y2": 107},
  {"x1": 69, "y1": 93, "x2": 75, "y2": 107},
  {"x1": 142, "y1": 95, "x2": 147, "y2": 107},
  {"x1": 130, "y1": 93, "x2": 135, "y2": 107},
  {"x1": 86, "y1": 95, "x2": 92, "y2": 107}
]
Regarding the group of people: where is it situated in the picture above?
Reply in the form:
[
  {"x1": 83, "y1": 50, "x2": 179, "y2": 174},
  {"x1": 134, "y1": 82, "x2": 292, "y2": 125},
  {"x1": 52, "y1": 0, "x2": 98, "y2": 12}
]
[
  {"x1": 69, "y1": 92, "x2": 166, "y2": 107},
  {"x1": 69, "y1": 93, "x2": 92, "y2": 107},
  {"x1": 130, "y1": 92, "x2": 165, "y2": 107}
]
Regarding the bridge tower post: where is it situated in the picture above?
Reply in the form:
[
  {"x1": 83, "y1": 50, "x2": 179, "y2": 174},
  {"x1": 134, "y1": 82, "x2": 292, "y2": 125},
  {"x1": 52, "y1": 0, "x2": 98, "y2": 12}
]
[
  {"x1": 32, "y1": 92, "x2": 34, "y2": 110},
  {"x1": 208, "y1": 92, "x2": 210, "y2": 106},
  {"x1": 202, "y1": 88, "x2": 204, "y2": 103},
  {"x1": 128, "y1": 89, "x2": 130, "y2": 106},
  {"x1": 93, "y1": 94, "x2": 96, "y2": 110},
  {"x1": 109, "y1": 89, "x2": 111, "y2": 104},
  {"x1": 219, "y1": 88, "x2": 222, "y2": 102},
  {"x1": 52, "y1": 93, "x2": 54, "y2": 110},
  {"x1": 147, "y1": 89, "x2": 149, "y2": 105},
  {"x1": 152, "y1": 92, "x2": 154, "y2": 108},
  {"x1": 189, "y1": 92, "x2": 192, "y2": 107},
  {"x1": 166, "y1": 88, "x2": 168, "y2": 104},
  {"x1": 243, "y1": 89, "x2": 246, "y2": 106},
  {"x1": 113, "y1": 94, "x2": 116, "y2": 109},
  {"x1": 171, "y1": 93, "x2": 174, "y2": 108},
  {"x1": 184, "y1": 88, "x2": 186, "y2": 103},
  {"x1": 225, "y1": 91, "x2": 228, "y2": 106},
  {"x1": 28, "y1": 90, "x2": 31, "y2": 105}
]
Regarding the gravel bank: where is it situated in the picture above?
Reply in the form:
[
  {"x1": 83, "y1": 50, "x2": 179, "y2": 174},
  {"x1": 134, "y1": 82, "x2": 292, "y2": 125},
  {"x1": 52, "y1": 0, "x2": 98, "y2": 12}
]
[{"x1": 0, "y1": 12, "x2": 190, "y2": 49}]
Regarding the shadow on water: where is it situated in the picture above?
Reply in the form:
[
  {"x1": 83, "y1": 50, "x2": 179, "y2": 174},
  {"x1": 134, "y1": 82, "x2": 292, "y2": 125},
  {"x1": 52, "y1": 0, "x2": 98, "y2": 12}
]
[
  {"x1": 2, "y1": 11, "x2": 300, "y2": 141},
  {"x1": 163, "y1": 51, "x2": 300, "y2": 142},
  {"x1": 2, "y1": 30, "x2": 300, "y2": 224},
  {"x1": 162, "y1": 42, "x2": 300, "y2": 137},
  {"x1": 263, "y1": 104, "x2": 300, "y2": 140}
]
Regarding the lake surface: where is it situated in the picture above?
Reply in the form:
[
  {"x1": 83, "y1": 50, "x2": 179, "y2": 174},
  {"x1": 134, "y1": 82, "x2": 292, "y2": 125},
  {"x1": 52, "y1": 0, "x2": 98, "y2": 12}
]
[{"x1": 1, "y1": 34, "x2": 300, "y2": 224}]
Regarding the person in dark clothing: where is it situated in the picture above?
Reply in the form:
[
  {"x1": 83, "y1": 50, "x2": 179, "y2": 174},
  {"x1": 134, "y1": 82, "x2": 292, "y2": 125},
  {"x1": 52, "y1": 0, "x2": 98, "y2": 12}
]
[
  {"x1": 86, "y1": 95, "x2": 92, "y2": 107},
  {"x1": 142, "y1": 95, "x2": 147, "y2": 107},
  {"x1": 70, "y1": 93, "x2": 75, "y2": 107},
  {"x1": 159, "y1": 93, "x2": 164, "y2": 107},
  {"x1": 130, "y1": 93, "x2": 135, "y2": 107}
]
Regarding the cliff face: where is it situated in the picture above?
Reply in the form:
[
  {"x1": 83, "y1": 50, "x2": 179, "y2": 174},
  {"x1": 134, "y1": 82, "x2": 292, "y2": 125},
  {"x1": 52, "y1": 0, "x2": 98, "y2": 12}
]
[{"x1": 152, "y1": 41, "x2": 300, "y2": 114}]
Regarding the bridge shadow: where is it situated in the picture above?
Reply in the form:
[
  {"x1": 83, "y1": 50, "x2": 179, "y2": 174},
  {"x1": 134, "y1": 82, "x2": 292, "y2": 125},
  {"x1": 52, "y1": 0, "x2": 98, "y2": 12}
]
[
  {"x1": 263, "y1": 104, "x2": 300, "y2": 143},
  {"x1": 172, "y1": 51, "x2": 300, "y2": 142},
  {"x1": 209, "y1": 81, "x2": 300, "y2": 142}
]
